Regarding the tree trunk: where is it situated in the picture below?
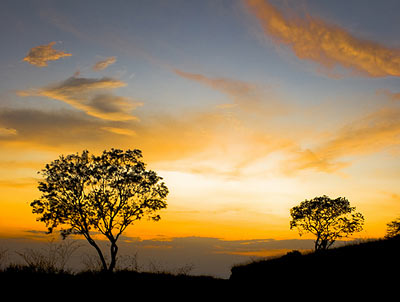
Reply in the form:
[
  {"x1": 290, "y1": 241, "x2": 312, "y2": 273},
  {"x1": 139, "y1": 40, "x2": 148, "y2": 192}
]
[
  {"x1": 108, "y1": 241, "x2": 118, "y2": 272},
  {"x1": 86, "y1": 236, "x2": 108, "y2": 272},
  {"x1": 315, "y1": 233, "x2": 321, "y2": 251}
]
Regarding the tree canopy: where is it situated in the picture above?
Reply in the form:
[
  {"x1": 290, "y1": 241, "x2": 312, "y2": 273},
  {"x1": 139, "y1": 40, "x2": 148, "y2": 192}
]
[
  {"x1": 385, "y1": 217, "x2": 400, "y2": 239},
  {"x1": 290, "y1": 195, "x2": 364, "y2": 250},
  {"x1": 31, "y1": 149, "x2": 168, "y2": 272}
]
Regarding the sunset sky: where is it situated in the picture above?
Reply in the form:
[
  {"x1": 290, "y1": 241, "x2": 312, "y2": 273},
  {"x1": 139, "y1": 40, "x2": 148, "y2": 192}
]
[{"x1": 1, "y1": 0, "x2": 400, "y2": 262}]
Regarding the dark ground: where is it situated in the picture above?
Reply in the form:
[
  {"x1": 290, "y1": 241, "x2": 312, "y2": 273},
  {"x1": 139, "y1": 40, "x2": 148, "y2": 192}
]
[
  {"x1": 1, "y1": 237, "x2": 399, "y2": 297},
  {"x1": 230, "y1": 237, "x2": 400, "y2": 289}
]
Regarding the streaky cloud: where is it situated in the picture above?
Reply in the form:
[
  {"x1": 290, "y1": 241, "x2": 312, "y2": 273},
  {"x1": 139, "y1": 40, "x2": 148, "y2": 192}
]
[
  {"x1": 23, "y1": 42, "x2": 71, "y2": 67},
  {"x1": 18, "y1": 76, "x2": 141, "y2": 121},
  {"x1": 101, "y1": 126, "x2": 136, "y2": 136},
  {"x1": 173, "y1": 68, "x2": 288, "y2": 116},
  {"x1": 244, "y1": 0, "x2": 400, "y2": 77},
  {"x1": 92, "y1": 56, "x2": 117, "y2": 71},
  {"x1": 174, "y1": 69, "x2": 255, "y2": 99},
  {"x1": 284, "y1": 104, "x2": 400, "y2": 173},
  {"x1": 0, "y1": 127, "x2": 17, "y2": 137}
]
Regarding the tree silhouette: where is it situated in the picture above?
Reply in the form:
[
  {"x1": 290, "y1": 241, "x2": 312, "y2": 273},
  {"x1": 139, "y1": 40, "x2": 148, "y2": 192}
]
[
  {"x1": 31, "y1": 149, "x2": 168, "y2": 272},
  {"x1": 290, "y1": 195, "x2": 364, "y2": 250},
  {"x1": 385, "y1": 217, "x2": 400, "y2": 239}
]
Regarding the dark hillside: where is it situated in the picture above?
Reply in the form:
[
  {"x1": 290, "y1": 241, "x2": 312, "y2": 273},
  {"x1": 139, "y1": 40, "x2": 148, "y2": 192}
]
[
  {"x1": 1, "y1": 238, "x2": 398, "y2": 296},
  {"x1": 230, "y1": 237, "x2": 400, "y2": 287}
]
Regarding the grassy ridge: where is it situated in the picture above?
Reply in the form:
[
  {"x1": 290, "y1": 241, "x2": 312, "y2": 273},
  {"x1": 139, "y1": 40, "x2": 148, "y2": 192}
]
[
  {"x1": 1, "y1": 237, "x2": 399, "y2": 295},
  {"x1": 230, "y1": 237, "x2": 400, "y2": 287}
]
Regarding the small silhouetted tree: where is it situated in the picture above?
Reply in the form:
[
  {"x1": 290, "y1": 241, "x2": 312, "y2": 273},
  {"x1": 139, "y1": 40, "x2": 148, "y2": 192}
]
[
  {"x1": 385, "y1": 217, "x2": 400, "y2": 239},
  {"x1": 290, "y1": 195, "x2": 364, "y2": 251},
  {"x1": 31, "y1": 149, "x2": 168, "y2": 272}
]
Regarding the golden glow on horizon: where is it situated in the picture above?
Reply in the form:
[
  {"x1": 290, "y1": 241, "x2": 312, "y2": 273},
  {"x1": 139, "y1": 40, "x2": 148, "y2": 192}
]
[{"x1": 0, "y1": 157, "x2": 397, "y2": 241}]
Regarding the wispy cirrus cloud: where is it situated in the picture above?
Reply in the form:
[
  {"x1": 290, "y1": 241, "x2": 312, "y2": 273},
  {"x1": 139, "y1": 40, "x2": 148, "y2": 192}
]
[
  {"x1": 174, "y1": 69, "x2": 255, "y2": 99},
  {"x1": 18, "y1": 76, "x2": 142, "y2": 121},
  {"x1": 23, "y1": 42, "x2": 71, "y2": 67},
  {"x1": 284, "y1": 103, "x2": 400, "y2": 173},
  {"x1": 173, "y1": 68, "x2": 287, "y2": 116},
  {"x1": 101, "y1": 126, "x2": 136, "y2": 136},
  {"x1": 92, "y1": 56, "x2": 117, "y2": 71},
  {"x1": 244, "y1": 0, "x2": 400, "y2": 77}
]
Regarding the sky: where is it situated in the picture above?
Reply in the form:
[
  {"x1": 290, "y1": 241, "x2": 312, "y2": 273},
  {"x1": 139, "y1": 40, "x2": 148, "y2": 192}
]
[{"x1": 1, "y1": 0, "x2": 400, "y2": 276}]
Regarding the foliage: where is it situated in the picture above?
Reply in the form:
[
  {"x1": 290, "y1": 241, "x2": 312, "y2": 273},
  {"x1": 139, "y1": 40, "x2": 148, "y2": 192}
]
[
  {"x1": 385, "y1": 217, "x2": 400, "y2": 238},
  {"x1": 30, "y1": 149, "x2": 168, "y2": 272},
  {"x1": 290, "y1": 195, "x2": 364, "y2": 250}
]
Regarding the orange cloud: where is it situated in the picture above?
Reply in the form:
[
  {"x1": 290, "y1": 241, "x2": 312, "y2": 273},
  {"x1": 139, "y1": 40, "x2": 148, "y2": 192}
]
[
  {"x1": 284, "y1": 149, "x2": 350, "y2": 174},
  {"x1": 174, "y1": 69, "x2": 256, "y2": 100},
  {"x1": 285, "y1": 106, "x2": 400, "y2": 173},
  {"x1": 19, "y1": 76, "x2": 142, "y2": 121},
  {"x1": 174, "y1": 69, "x2": 287, "y2": 116},
  {"x1": 92, "y1": 56, "x2": 117, "y2": 71},
  {"x1": 101, "y1": 126, "x2": 136, "y2": 136},
  {"x1": 380, "y1": 89, "x2": 400, "y2": 102},
  {"x1": 23, "y1": 42, "x2": 71, "y2": 67},
  {"x1": 0, "y1": 127, "x2": 17, "y2": 137},
  {"x1": 132, "y1": 107, "x2": 298, "y2": 178},
  {"x1": 244, "y1": 0, "x2": 400, "y2": 77}
]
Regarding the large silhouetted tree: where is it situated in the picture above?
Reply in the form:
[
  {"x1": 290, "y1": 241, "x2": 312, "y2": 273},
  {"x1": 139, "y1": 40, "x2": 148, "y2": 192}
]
[
  {"x1": 290, "y1": 195, "x2": 364, "y2": 250},
  {"x1": 31, "y1": 149, "x2": 168, "y2": 272}
]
